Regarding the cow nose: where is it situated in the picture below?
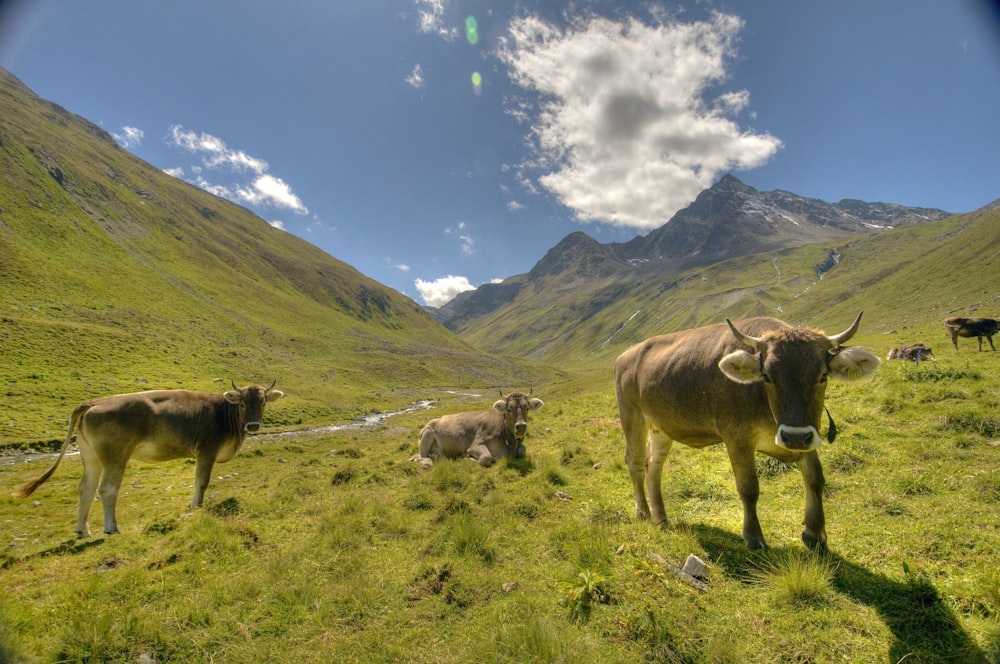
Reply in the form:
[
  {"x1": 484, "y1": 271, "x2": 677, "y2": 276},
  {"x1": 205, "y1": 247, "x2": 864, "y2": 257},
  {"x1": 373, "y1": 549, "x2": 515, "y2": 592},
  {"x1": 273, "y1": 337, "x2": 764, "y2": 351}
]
[
  {"x1": 515, "y1": 422, "x2": 527, "y2": 435},
  {"x1": 780, "y1": 429, "x2": 812, "y2": 449},
  {"x1": 244, "y1": 421, "x2": 261, "y2": 433}
]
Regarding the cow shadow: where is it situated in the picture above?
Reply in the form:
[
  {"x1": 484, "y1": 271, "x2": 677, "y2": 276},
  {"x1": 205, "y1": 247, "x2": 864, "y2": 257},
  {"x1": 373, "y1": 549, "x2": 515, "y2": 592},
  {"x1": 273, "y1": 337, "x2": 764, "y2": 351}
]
[
  {"x1": 690, "y1": 524, "x2": 991, "y2": 663},
  {"x1": 0, "y1": 536, "x2": 104, "y2": 569}
]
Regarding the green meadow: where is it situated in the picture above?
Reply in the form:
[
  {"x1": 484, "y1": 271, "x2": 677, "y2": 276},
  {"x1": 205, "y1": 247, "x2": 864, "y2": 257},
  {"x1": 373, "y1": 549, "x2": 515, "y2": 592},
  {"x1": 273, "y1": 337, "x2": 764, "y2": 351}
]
[{"x1": 3, "y1": 337, "x2": 998, "y2": 663}]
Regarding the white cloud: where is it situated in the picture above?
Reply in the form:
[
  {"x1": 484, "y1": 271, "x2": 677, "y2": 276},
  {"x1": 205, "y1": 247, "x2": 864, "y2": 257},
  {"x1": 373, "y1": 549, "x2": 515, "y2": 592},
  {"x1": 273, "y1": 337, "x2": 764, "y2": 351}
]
[
  {"x1": 406, "y1": 63, "x2": 425, "y2": 89},
  {"x1": 497, "y1": 12, "x2": 782, "y2": 230},
  {"x1": 506, "y1": 200, "x2": 525, "y2": 211},
  {"x1": 458, "y1": 234, "x2": 475, "y2": 255},
  {"x1": 113, "y1": 126, "x2": 144, "y2": 149},
  {"x1": 415, "y1": 274, "x2": 477, "y2": 307},
  {"x1": 395, "y1": 263, "x2": 411, "y2": 272},
  {"x1": 236, "y1": 175, "x2": 309, "y2": 214},
  {"x1": 167, "y1": 125, "x2": 308, "y2": 215},
  {"x1": 415, "y1": 0, "x2": 457, "y2": 40},
  {"x1": 269, "y1": 220, "x2": 286, "y2": 231}
]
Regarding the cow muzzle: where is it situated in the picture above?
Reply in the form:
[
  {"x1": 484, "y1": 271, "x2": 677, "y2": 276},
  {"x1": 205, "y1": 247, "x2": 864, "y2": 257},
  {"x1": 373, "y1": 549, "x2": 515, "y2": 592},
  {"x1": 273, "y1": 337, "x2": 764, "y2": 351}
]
[
  {"x1": 775, "y1": 425, "x2": 822, "y2": 451},
  {"x1": 244, "y1": 421, "x2": 262, "y2": 433},
  {"x1": 514, "y1": 422, "x2": 527, "y2": 440}
]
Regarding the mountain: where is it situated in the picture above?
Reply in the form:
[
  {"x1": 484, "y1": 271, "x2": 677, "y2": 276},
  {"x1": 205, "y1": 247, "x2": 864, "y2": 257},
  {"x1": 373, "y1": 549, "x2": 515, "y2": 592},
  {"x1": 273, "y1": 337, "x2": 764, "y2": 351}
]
[
  {"x1": 621, "y1": 174, "x2": 950, "y2": 264},
  {"x1": 0, "y1": 67, "x2": 558, "y2": 446},
  {"x1": 438, "y1": 173, "x2": 955, "y2": 355}
]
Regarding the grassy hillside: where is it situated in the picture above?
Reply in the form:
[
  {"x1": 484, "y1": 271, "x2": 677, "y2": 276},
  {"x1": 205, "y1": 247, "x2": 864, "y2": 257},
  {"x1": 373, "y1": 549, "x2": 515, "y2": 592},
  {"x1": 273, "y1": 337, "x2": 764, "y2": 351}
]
[
  {"x1": 2, "y1": 351, "x2": 998, "y2": 662},
  {"x1": 457, "y1": 205, "x2": 1000, "y2": 369},
  {"x1": 0, "y1": 68, "x2": 561, "y2": 447}
]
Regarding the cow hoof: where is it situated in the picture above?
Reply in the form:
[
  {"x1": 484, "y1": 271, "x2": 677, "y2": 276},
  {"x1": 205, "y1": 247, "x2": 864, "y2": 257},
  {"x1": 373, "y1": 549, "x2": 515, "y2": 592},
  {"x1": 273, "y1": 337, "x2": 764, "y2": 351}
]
[
  {"x1": 419, "y1": 458, "x2": 433, "y2": 470},
  {"x1": 802, "y1": 531, "x2": 828, "y2": 552},
  {"x1": 744, "y1": 538, "x2": 768, "y2": 551}
]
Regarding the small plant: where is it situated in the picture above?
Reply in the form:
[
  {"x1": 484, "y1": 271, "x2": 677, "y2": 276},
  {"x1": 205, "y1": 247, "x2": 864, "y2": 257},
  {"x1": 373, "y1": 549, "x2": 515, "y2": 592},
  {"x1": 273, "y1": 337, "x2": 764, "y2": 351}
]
[
  {"x1": 558, "y1": 563, "x2": 612, "y2": 622},
  {"x1": 750, "y1": 551, "x2": 837, "y2": 608}
]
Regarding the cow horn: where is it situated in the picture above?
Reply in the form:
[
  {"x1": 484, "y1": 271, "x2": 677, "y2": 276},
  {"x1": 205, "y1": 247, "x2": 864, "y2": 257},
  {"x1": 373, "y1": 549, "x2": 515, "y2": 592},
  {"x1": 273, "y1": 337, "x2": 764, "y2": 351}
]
[
  {"x1": 726, "y1": 319, "x2": 767, "y2": 353},
  {"x1": 266, "y1": 379, "x2": 277, "y2": 392},
  {"x1": 231, "y1": 380, "x2": 239, "y2": 391},
  {"x1": 827, "y1": 311, "x2": 864, "y2": 346},
  {"x1": 499, "y1": 389, "x2": 504, "y2": 397}
]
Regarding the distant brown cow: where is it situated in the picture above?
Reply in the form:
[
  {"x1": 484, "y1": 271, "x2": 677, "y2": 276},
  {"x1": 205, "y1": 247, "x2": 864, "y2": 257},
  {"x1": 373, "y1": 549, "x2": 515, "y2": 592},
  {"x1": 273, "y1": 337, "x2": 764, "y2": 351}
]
[
  {"x1": 414, "y1": 391, "x2": 543, "y2": 469},
  {"x1": 13, "y1": 382, "x2": 284, "y2": 537},
  {"x1": 887, "y1": 342, "x2": 933, "y2": 363},
  {"x1": 944, "y1": 317, "x2": 998, "y2": 351},
  {"x1": 615, "y1": 313, "x2": 880, "y2": 551}
]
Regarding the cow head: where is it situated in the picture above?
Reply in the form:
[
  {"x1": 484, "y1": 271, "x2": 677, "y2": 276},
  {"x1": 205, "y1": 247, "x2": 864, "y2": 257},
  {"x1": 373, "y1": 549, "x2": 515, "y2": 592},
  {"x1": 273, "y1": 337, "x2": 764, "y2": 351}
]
[
  {"x1": 225, "y1": 381, "x2": 285, "y2": 433},
  {"x1": 717, "y1": 312, "x2": 880, "y2": 452},
  {"x1": 494, "y1": 390, "x2": 544, "y2": 445}
]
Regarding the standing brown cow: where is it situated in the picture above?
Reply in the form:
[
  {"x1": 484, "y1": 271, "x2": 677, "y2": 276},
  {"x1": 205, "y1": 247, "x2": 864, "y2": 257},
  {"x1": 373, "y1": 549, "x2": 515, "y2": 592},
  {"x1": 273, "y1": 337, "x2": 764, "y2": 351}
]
[
  {"x1": 13, "y1": 382, "x2": 284, "y2": 537},
  {"x1": 615, "y1": 313, "x2": 880, "y2": 551},
  {"x1": 944, "y1": 317, "x2": 998, "y2": 351}
]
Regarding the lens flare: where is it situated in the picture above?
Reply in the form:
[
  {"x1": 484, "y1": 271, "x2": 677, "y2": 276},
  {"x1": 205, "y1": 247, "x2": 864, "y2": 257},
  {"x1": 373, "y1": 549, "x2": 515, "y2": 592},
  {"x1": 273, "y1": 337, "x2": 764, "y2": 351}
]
[{"x1": 465, "y1": 16, "x2": 479, "y2": 45}]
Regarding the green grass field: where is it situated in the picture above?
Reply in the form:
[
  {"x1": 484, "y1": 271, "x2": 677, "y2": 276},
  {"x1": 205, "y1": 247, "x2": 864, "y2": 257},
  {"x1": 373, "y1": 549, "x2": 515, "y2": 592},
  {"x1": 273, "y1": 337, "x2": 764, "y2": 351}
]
[{"x1": 2, "y1": 344, "x2": 998, "y2": 663}]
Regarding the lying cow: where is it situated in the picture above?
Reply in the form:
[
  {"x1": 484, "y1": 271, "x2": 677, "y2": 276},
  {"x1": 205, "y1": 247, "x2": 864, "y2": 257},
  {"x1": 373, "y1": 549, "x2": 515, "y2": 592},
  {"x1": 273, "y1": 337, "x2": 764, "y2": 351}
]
[
  {"x1": 944, "y1": 316, "x2": 998, "y2": 351},
  {"x1": 414, "y1": 391, "x2": 543, "y2": 469},
  {"x1": 886, "y1": 342, "x2": 933, "y2": 363},
  {"x1": 13, "y1": 382, "x2": 284, "y2": 537},
  {"x1": 615, "y1": 312, "x2": 880, "y2": 551}
]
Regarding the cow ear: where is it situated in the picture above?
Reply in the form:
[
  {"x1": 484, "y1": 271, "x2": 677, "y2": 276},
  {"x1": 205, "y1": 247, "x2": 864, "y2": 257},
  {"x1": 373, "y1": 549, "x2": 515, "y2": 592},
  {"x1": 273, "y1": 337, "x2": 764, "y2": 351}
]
[
  {"x1": 828, "y1": 346, "x2": 881, "y2": 381},
  {"x1": 718, "y1": 350, "x2": 764, "y2": 384},
  {"x1": 493, "y1": 399, "x2": 507, "y2": 412},
  {"x1": 223, "y1": 390, "x2": 242, "y2": 404},
  {"x1": 529, "y1": 398, "x2": 544, "y2": 410},
  {"x1": 266, "y1": 390, "x2": 285, "y2": 402}
]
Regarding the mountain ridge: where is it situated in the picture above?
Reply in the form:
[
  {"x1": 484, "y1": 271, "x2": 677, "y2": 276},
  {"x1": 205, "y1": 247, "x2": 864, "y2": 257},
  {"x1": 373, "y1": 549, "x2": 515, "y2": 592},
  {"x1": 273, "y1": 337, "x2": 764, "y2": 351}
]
[{"x1": 437, "y1": 173, "x2": 953, "y2": 333}]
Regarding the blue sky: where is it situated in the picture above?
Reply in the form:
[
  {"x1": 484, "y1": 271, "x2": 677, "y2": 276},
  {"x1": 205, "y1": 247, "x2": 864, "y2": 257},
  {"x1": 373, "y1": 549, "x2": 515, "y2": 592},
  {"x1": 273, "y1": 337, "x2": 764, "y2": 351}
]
[{"x1": 1, "y1": 1, "x2": 998, "y2": 307}]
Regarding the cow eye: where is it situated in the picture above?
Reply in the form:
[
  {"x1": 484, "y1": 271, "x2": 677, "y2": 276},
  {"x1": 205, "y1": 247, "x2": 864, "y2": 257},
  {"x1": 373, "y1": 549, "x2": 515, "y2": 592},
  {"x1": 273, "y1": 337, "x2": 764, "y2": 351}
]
[
  {"x1": 819, "y1": 373, "x2": 829, "y2": 384},
  {"x1": 761, "y1": 373, "x2": 772, "y2": 384}
]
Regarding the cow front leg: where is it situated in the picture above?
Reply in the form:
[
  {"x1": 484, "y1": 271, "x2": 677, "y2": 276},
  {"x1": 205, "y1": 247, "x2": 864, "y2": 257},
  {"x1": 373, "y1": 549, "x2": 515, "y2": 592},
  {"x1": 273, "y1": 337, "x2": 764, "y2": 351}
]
[
  {"x1": 726, "y1": 443, "x2": 766, "y2": 550},
  {"x1": 797, "y1": 451, "x2": 827, "y2": 551},
  {"x1": 466, "y1": 443, "x2": 494, "y2": 467},
  {"x1": 191, "y1": 454, "x2": 216, "y2": 508},
  {"x1": 644, "y1": 429, "x2": 672, "y2": 525}
]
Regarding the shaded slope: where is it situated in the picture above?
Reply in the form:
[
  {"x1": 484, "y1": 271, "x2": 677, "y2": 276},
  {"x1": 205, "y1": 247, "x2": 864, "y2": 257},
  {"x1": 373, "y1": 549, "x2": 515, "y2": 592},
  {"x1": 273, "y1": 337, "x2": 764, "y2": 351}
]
[{"x1": 0, "y1": 68, "x2": 558, "y2": 445}]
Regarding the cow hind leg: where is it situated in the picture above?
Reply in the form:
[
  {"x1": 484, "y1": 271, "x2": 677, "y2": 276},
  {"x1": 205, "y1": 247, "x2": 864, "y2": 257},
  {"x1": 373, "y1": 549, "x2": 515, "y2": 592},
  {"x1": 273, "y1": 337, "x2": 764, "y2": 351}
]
[
  {"x1": 75, "y1": 437, "x2": 102, "y2": 538},
  {"x1": 644, "y1": 428, "x2": 673, "y2": 525},
  {"x1": 619, "y1": 402, "x2": 653, "y2": 521},
  {"x1": 76, "y1": 460, "x2": 101, "y2": 538},
  {"x1": 416, "y1": 427, "x2": 436, "y2": 469},
  {"x1": 97, "y1": 465, "x2": 125, "y2": 535}
]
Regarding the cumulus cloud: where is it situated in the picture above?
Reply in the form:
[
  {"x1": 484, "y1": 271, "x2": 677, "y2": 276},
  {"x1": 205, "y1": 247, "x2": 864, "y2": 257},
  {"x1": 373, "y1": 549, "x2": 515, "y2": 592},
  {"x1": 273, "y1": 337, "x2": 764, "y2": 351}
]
[
  {"x1": 406, "y1": 63, "x2": 425, "y2": 89},
  {"x1": 497, "y1": 12, "x2": 782, "y2": 230},
  {"x1": 113, "y1": 126, "x2": 144, "y2": 149},
  {"x1": 167, "y1": 125, "x2": 308, "y2": 215},
  {"x1": 415, "y1": 274, "x2": 476, "y2": 307}
]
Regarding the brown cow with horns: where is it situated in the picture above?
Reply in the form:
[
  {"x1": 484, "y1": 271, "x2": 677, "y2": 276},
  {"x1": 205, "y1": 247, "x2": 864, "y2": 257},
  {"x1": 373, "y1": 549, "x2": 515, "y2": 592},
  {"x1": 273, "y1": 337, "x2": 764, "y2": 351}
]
[
  {"x1": 414, "y1": 390, "x2": 543, "y2": 469},
  {"x1": 13, "y1": 382, "x2": 284, "y2": 537},
  {"x1": 615, "y1": 313, "x2": 880, "y2": 551}
]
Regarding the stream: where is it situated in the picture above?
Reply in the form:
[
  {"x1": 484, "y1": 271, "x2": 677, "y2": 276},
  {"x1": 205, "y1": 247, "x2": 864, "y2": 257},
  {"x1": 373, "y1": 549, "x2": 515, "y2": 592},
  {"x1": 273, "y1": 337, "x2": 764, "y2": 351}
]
[{"x1": 0, "y1": 399, "x2": 437, "y2": 467}]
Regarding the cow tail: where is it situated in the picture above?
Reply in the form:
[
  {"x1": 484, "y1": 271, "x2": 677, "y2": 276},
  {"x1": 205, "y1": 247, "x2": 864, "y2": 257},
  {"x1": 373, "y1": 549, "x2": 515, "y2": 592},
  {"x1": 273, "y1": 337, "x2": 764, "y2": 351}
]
[{"x1": 12, "y1": 403, "x2": 89, "y2": 499}]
